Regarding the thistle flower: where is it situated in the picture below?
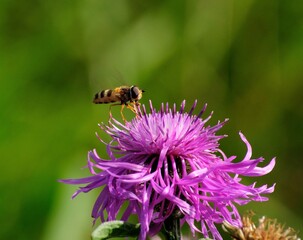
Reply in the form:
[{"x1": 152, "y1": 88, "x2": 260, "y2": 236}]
[{"x1": 61, "y1": 100, "x2": 276, "y2": 240}]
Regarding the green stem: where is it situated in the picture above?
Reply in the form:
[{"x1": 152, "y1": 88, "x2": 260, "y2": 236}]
[{"x1": 162, "y1": 213, "x2": 181, "y2": 240}]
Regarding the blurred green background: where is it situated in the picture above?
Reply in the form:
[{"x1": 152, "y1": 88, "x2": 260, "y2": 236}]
[{"x1": 1, "y1": 0, "x2": 302, "y2": 239}]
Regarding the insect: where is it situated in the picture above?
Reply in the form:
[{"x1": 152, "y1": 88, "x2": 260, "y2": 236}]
[{"x1": 93, "y1": 85, "x2": 145, "y2": 120}]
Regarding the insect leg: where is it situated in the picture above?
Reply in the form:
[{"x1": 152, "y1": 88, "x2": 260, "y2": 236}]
[
  {"x1": 120, "y1": 103, "x2": 127, "y2": 122},
  {"x1": 126, "y1": 103, "x2": 136, "y2": 113},
  {"x1": 127, "y1": 101, "x2": 140, "y2": 116},
  {"x1": 109, "y1": 103, "x2": 122, "y2": 121}
]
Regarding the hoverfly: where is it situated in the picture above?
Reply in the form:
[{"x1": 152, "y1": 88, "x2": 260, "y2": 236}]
[{"x1": 93, "y1": 85, "x2": 144, "y2": 121}]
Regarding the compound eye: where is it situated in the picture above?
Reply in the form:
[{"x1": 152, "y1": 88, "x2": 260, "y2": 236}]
[{"x1": 131, "y1": 86, "x2": 140, "y2": 99}]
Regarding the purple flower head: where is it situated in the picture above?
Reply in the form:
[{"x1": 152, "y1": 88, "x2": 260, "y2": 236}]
[{"x1": 61, "y1": 100, "x2": 276, "y2": 240}]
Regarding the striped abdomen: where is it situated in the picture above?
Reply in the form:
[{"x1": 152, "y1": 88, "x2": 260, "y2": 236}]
[{"x1": 93, "y1": 89, "x2": 121, "y2": 104}]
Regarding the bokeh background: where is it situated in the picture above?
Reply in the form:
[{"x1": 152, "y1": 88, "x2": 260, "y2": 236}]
[{"x1": 1, "y1": 0, "x2": 302, "y2": 239}]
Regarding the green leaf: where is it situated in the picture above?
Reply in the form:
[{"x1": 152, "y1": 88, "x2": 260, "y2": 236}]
[{"x1": 91, "y1": 221, "x2": 140, "y2": 240}]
